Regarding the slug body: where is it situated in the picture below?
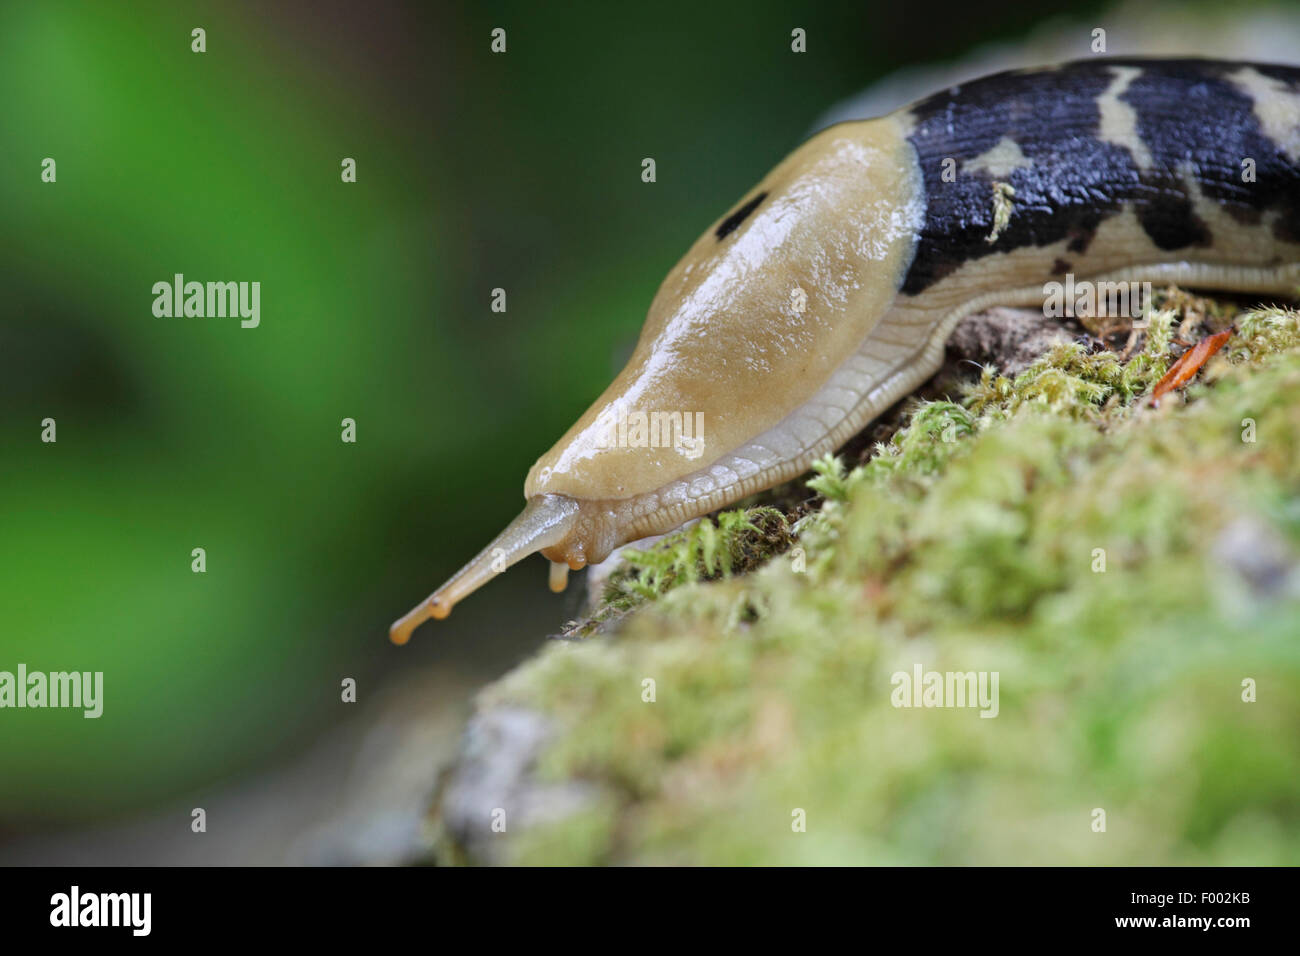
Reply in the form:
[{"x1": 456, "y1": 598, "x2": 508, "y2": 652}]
[{"x1": 392, "y1": 57, "x2": 1300, "y2": 642}]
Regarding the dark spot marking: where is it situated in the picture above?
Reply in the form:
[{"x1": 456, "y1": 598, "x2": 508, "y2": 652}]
[
  {"x1": 1051, "y1": 258, "x2": 1071, "y2": 275},
  {"x1": 1066, "y1": 224, "x2": 1098, "y2": 254},
  {"x1": 715, "y1": 191, "x2": 767, "y2": 240},
  {"x1": 1275, "y1": 216, "x2": 1300, "y2": 245},
  {"x1": 1133, "y1": 171, "x2": 1213, "y2": 249},
  {"x1": 1225, "y1": 204, "x2": 1264, "y2": 226},
  {"x1": 1254, "y1": 63, "x2": 1300, "y2": 88}
]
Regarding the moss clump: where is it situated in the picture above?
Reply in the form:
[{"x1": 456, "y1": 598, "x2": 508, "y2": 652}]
[
  {"x1": 448, "y1": 298, "x2": 1300, "y2": 865},
  {"x1": 965, "y1": 308, "x2": 1175, "y2": 418},
  {"x1": 553, "y1": 506, "x2": 793, "y2": 638}
]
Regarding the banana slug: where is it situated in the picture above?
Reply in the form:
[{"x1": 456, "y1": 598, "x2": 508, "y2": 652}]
[{"x1": 391, "y1": 56, "x2": 1300, "y2": 644}]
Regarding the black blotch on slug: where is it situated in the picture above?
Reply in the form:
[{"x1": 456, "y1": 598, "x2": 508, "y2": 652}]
[
  {"x1": 902, "y1": 62, "x2": 1134, "y2": 294},
  {"x1": 1118, "y1": 60, "x2": 1295, "y2": 245},
  {"x1": 900, "y1": 58, "x2": 1300, "y2": 296},
  {"x1": 715, "y1": 192, "x2": 767, "y2": 240},
  {"x1": 1132, "y1": 170, "x2": 1213, "y2": 250}
]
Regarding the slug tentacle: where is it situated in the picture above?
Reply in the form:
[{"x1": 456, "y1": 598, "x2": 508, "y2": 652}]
[{"x1": 389, "y1": 494, "x2": 580, "y2": 644}]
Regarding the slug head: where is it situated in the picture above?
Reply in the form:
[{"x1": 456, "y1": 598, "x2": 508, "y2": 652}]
[{"x1": 390, "y1": 117, "x2": 921, "y2": 643}]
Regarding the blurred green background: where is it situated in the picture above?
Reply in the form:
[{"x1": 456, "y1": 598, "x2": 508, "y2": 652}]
[{"x1": 0, "y1": 0, "x2": 1118, "y2": 830}]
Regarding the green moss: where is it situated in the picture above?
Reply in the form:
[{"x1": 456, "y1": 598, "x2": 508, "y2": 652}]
[
  {"x1": 966, "y1": 307, "x2": 1175, "y2": 419},
  {"x1": 581, "y1": 506, "x2": 792, "y2": 632},
  {"x1": 460, "y1": 298, "x2": 1300, "y2": 865}
]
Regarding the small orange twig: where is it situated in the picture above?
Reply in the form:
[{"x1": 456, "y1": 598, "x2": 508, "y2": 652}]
[{"x1": 1150, "y1": 327, "x2": 1235, "y2": 406}]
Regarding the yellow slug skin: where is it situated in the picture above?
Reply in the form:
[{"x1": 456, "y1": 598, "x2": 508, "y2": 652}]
[{"x1": 524, "y1": 116, "x2": 924, "y2": 563}]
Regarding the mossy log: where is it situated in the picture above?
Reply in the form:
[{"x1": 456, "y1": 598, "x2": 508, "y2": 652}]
[{"x1": 427, "y1": 291, "x2": 1300, "y2": 865}]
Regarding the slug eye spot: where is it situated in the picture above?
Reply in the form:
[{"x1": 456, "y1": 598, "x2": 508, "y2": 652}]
[{"x1": 715, "y1": 191, "x2": 768, "y2": 240}]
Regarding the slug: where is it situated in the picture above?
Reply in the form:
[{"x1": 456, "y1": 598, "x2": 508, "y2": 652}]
[{"x1": 391, "y1": 56, "x2": 1300, "y2": 644}]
